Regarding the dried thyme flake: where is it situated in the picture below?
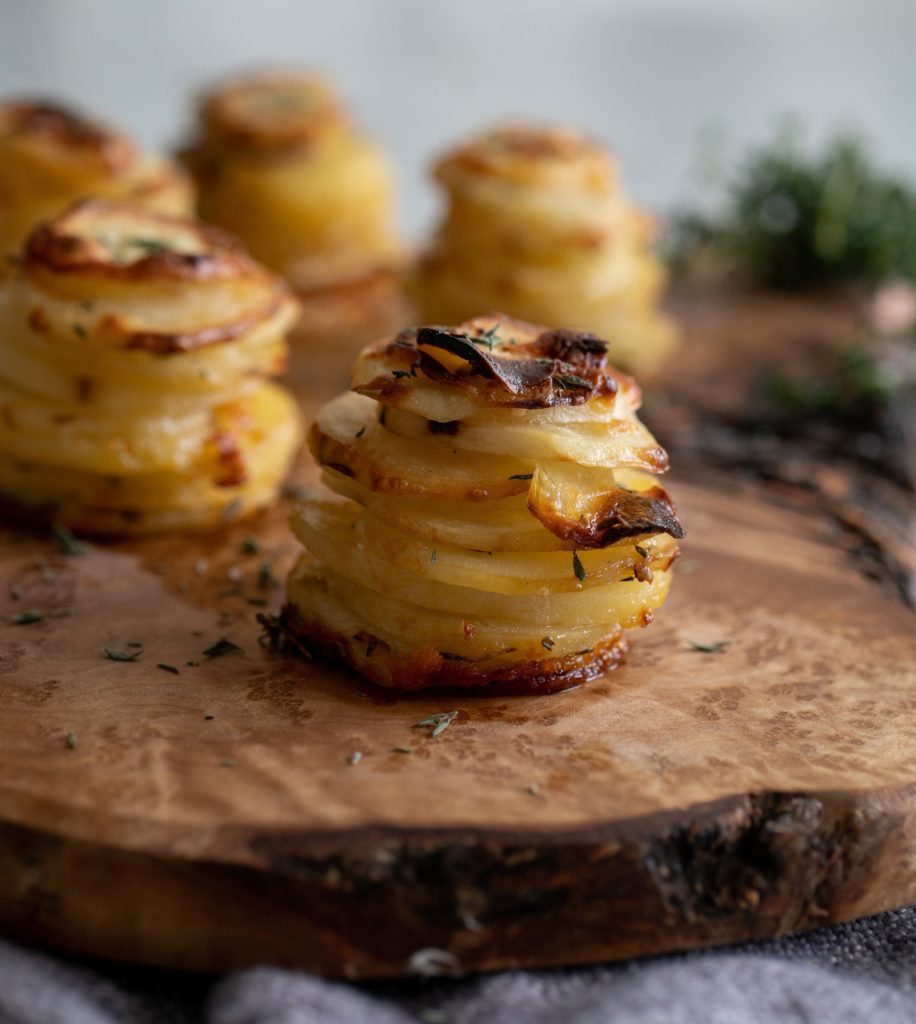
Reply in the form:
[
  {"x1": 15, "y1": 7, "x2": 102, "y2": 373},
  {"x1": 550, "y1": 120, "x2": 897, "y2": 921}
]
[
  {"x1": 634, "y1": 544, "x2": 649, "y2": 559},
  {"x1": 392, "y1": 746, "x2": 413, "y2": 754},
  {"x1": 552, "y1": 373, "x2": 592, "y2": 391},
  {"x1": 688, "y1": 639, "x2": 731, "y2": 653},
  {"x1": 202, "y1": 638, "x2": 242, "y2": 658},
  {"x1": 65, "y1": 732, "x2": 77, "y2": 750},
  {"x1": 257, "y1": 560, "x2": 280, "y2": 590},
  {"x1": 413, "y1": 710, "x2": 460, "y2": 739},
  {"x1": 51, "y1": 524, "x2": 86, "y2": 556},
  {"x1": 508, "y1": 473, "x2": 533, "y2": 480},
  {"x1": 71, "y1": 323, "x2": 88, "y2": 339},
  {"x1": 128, "y1": 237, "x2": 173, "y2": 256},
  {"x1": 6, "y1": 608, "x2": 43, "y2": 625},
  {"x1": 355, "y1": 426, "x2": 366, "y2": 438},
  {"x1": 475, "y1": 324, "x2": 501, "y2": 350},
  {"x1": 430, "y1": 550, "x2": 438, "y2": 565},
  {"x1": 541, "y1": 636, "x2": 555, "y2": 651},
  {"x1": 157, "y1": 663, "x2": 180, "y2": 675},
  {"x1": 240, "y1": 536, "x2": 262, "y2": 556},
  {"x1": 391, "y1": 369, "x2": 412, "y2": 379},
  {"x1": 572, "y1": 550, "x2": 587, "y2": 581},
  {"x1": 256, "y1": 612, "x2": 312, "y2": 659},
  {"x1": 102, "y1": 647, "x2": 142, "y2": 661}
]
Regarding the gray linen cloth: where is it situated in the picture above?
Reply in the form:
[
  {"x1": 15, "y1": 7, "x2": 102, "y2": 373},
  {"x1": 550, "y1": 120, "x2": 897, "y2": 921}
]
[{"x1": 1, "y1": 908, "x2": 914, "y2": 1024}]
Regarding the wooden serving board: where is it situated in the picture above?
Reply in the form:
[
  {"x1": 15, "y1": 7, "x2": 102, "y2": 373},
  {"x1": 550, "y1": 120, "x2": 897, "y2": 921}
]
[{"x1": 1, "y1": 292, "x2": 915, "y2": 979}]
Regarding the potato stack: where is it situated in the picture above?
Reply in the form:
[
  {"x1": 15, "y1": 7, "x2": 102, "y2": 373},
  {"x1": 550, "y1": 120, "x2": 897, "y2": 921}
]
[
  {"x1": 0, "y1": 200, "x2": 302, "y2": 534},
  {"x1": 180, "y1": 70, "x2": 404, "y2": 350},
  {"x1": 0, "y1": 99, "x2": 193, "y2": 276},
  {"x1": 411, "y1": 124, "x2": 678, "y2": 377},
  {"x1": 285, "y1": 315, "x2": 683, "y2": 693}
]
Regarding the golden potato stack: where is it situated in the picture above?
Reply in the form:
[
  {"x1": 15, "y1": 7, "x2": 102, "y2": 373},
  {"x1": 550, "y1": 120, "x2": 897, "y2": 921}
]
[
  {"x1": 180, "y1": 70, "x2": 405, "y2": 356},
  {"x1": 0, "y1": 200, "x2": 302, "y2": 534},
  {"x1": 0, "y1": 99, "x2": 193, "y2": 276},
  {"x1": 284, "y1": 314, "x2": 683, "y2": 693},
  {"x1": 412, "y1": 124, "x2": 678, "y2": 377}
]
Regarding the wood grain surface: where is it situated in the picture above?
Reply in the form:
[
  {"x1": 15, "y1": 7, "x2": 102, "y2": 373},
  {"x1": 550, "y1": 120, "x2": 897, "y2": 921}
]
[{"x1": 0, "y1": 290, "x2": 914, "y2": 978}]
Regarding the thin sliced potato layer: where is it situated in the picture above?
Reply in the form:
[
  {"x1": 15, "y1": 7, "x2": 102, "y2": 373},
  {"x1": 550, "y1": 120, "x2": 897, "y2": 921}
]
[
  {"x1": 286, "y1": 314, "x2": 683, "y2": 691},
  {"x1": 0, "y1": 202, "x2": 302, "y2": 533},
  {"x1": 409, "y1": 123, "x2": 678, "y2": 377}
]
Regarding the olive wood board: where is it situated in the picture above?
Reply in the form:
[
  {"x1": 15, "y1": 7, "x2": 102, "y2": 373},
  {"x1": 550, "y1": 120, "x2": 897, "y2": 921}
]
[
  {"x1": 1, "y1": 454, "x2": 915, "y2": 978},
  {"x1": 2, "y1": 287, "x2": 915, "y2": 978}
]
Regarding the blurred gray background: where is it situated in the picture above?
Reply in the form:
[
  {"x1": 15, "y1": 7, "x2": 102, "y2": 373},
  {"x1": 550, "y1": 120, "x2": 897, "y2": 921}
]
[{"x1": 1, "y1": 0, "x2": 913, "y2": 234}]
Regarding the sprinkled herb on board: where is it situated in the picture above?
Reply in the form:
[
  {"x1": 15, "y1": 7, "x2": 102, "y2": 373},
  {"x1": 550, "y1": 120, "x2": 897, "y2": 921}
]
[
  {"x1": 5, "y1": 609, "x2": 43, "y2": 625},
  {"x1": 572, "y1": 551, "x2": 587, "y2": 581},
  {"x1": 413, "y1": 711, "x2": 460, "y2": 738},
  {"x1": 392, "y1": 746, "x2": 413, "y2": 754},
  {"x1": 688, "y1": 639, "x2": 731, "y2": 653},
  {"x1": 157, "y1": 663, "x2": 180, "y2": 675},
  {"x1": 430, "y1": 550, "x2": 438, "y2": 565},
  {"x1": 51, "y1": 525, "x2": 86, "y2": 556},
  {"x1": 65, "y1": 732, "x2": 77, "y2": 750},
  {"x1": 203, "y1": 638, "x2": 242, "y2": 658},
  {"x1": 102, "y1": 647, "x2": 142, "y2": 661},
  {"x1": 355, "y1": 426, "x2": 366, "y2": 438}
]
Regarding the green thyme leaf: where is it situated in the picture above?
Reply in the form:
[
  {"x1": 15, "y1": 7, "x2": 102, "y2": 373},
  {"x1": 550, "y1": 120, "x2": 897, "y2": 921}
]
[
  {"x1": 65, "y1": 732, "x2": 77, "y2": 750},
  {"x1": 6, "y1": 608, "x2": 44, "y2": 625},
  {"x1": 257, "y1": 560, "x2": 280, "y2": 590},
  {"x1": 157, "y1": 663, "x2": 180, "y2": 675},
  {"x1": 52, "y1": 524, "x2": 86, "y2": 557},
  {"x1": 572, "y1": 550, "x2": 587, "y2": 581},
  {"x1": 688, "y1": 639, "x2": 731, "y2": 653},
  {"x1": 552, "y1": 373, "x2": 592, "y2": 391},
  {"x1": 413, "y1": 710, "x2": 460, "y2": 738},
  {"x1": 203, "y1": 638, "x2": 242, "y2": 658},
  {"x1": 240, "y1": 536, "x2": 262, "y2": 555},
  {"x1": 102, "y1": 647, "x2": 142, "y2": 661}
]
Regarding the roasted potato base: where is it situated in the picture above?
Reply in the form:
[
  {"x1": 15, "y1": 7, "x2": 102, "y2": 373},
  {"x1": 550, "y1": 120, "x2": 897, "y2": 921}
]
[
  {"x1": 180, "y1": 69, "x2": 402, "y2": 295},
  {"x1": 411, "y1": 124, "x2": 677, "y2": 378},
  {"x1": 0, "y1": 201, "x2": 302, "y2": 534},
  {"x1": 286, "y1": 315, "x2": 682, "y2": 692}
]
